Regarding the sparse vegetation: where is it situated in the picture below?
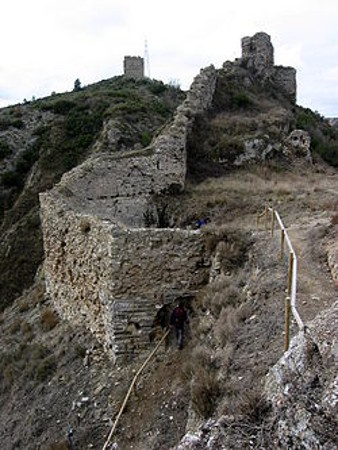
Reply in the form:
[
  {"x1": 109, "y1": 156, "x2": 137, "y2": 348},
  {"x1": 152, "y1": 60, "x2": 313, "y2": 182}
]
[
  {"x1": 0, "y1": 141, "x2": 11, "y2": 159},
  {"x1": 40, "y1": 308, "x2": 59, "y2": 331},
  {"x1": 0, "y1": 343, "x2": 57, "y2": 392}
]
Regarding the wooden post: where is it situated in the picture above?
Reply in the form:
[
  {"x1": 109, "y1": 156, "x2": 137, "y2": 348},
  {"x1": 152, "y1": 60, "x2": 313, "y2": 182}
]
[
  {"x1": 287, "y1": 252, "x2": 294, "y2": 296},
  {"x1": 271, "y1": 209, "x2": 275, "y2": 236},
  {"x1": 285, "y1": 296, "x2": 291, "y2": 351},
  {"x1": 281, "y1": 229, "x2": 285, "y2": 260}
]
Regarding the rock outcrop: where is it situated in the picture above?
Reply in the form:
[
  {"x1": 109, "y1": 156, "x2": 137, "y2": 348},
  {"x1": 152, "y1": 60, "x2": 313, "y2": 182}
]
[{"x1": 265, "y1": 301, "x2": 338, "y2": 449}]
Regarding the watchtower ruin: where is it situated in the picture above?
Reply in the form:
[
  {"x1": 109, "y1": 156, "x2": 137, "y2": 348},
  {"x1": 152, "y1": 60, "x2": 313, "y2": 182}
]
[
  {"x1": 123, "y1": 56, "x2": 144, "y2": 79},
  {"x1": 240, "y1": 31, "x2": 296, "y2": 103}
]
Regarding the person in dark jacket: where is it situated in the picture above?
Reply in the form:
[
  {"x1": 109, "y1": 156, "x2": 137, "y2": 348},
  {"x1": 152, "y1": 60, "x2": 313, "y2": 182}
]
[{"x1": 170, "y1": 300, "x2": 189, "y2": 349}]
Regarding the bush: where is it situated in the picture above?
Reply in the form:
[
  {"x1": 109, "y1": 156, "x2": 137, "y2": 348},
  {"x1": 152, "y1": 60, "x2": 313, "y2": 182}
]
[
  {"x1": 0, "y1": 343, "x2": 57, "y2": 392},
  {"x1": 232, "y1": 92, "x2": 253, "y2": 108},
  {"x1": 40, "y1": 308, "x2": 59, "y2": 331},
  {"x1": 191, "y1": 367, "x2": 221, "y2": 418},
  {"x1": 0, "y1": 141, "x2": 11, "y2": 159},
  {"x1": 1, "y1": 170, "x2": 23, "y2": 189},
  {"x1": 214, "y1": 306, "x2": 239, "y2": 346},
  {"x1": 141, "y1": 131, "x2": 152, "y2": 147},
  {"x1": 42, "y1": 99, "x2": 76, "y2": 115}
]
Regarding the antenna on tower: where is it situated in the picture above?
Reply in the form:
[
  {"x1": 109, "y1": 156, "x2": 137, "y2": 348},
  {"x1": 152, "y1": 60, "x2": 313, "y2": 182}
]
[{"x1": 144, "y1": 38, "x2": 151, "y2": 79}]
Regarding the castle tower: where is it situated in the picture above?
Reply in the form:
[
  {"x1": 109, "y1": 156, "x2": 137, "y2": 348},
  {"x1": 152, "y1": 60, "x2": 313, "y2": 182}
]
[
  {"x1": 241, "y1": 32, "x2": 274, "y2": 74},
  {"x1": 123, "y1": 56, "x2": 144, "y2": 79}
]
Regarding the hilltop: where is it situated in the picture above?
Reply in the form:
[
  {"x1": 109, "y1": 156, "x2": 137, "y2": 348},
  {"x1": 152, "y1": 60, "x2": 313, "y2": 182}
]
[{"x1": 0, "y1": 32, "x2": 337, "y2": 449}]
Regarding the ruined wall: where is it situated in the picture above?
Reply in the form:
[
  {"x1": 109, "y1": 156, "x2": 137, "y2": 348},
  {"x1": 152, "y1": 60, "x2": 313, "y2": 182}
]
[
  {"x1": 123, "y1": 56, "x2": 144, "y2": 79},
  {"x1": 40, "y1": 191, "x2": 207, "y2": 362},
  {"x1": 273, "y1": 66, "x2": 297, "y2": 102},
  {"x1": 40, "y1": 65, "x2": 216, "y2": 362},
  {"x1": 54, "y1": 65, "x2": 217, "y2": 227}
]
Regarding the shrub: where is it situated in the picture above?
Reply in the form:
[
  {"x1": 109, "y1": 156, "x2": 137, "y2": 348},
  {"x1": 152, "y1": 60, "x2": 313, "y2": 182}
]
[
  {"x1": 43, "y1": 99, "x2": 76, "y2": 115},
  {"x1": 191, "y1": 367, "x2": 221, "y2": 418},
  {"x1": 9, "y1": 318, "x2": 22, "y2": 334},
  {"x1": 1, "y1": 170, "x2": 23, "y2": 189},
  {"x1": 35, "y1": 355, "x2": 57, "y2": 382},
  {"x1": 19, "y1": 299, "x2": 31, "y2": 312},
  {"x1": 214, "y1": 306, "x2": 239, "y2": 346},
  {"x1": 148, "y1": 80, "x2": 166, "y2": 95},
  {"x1": 0, "y1": 141, "x2": 11, "y2": 159},
  {"x1": 232, "y1": 92, "x2": 253, "y2": 108},
  {"x1": 141, "y1": 130, "x2": 152, "y2": 147},
  {"x1": 40, "y1": 308, "x2": 59, "y2": 331}
]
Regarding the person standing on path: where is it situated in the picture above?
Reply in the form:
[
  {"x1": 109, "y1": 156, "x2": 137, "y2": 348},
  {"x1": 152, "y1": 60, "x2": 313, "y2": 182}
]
[{"x1": 170, "y1": 300, "x2": 189, "y2": 349}]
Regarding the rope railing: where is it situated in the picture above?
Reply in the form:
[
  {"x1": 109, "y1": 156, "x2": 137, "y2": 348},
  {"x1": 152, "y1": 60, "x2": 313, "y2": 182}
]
[
  {"x1": 102, "y1": 328, "x2": 170, "y2": 450},
  {"x1": 257, "y1": 205, "x2": 304, "y2": 351}
]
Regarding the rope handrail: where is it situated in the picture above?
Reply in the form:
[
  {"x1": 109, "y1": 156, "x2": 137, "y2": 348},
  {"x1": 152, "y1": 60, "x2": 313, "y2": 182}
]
[
  {"x1": 102, "y1": 328, "x2": 170, "y2": 450},
  {"x1": 268, "y1": 208, "x2": 304, "y2": 332},
  {"x1": 258, "y1": 206, "x2": 304, "y2": 350}
]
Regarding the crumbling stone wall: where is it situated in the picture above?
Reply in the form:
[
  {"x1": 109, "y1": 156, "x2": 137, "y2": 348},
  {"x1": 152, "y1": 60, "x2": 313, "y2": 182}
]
[
  {"x1": 54, "y1": 65, "x2": 217, "y2": 227},
  {"x1": 40, "y1": 65, "x2": 216, "y2": 362},
  {"x1": 40, "y1": 191, "x2": 207, "y2": 362},
  {"x1": 123, "y1": 56, "x2": 144, "y2": 79},
  {"x1": 240, "y1": 31, "x2": 296, "y2": 102}
]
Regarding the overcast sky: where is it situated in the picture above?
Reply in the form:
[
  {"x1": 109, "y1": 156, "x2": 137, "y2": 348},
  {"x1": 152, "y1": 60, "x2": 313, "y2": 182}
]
[{"x1": 1, "y1": 0, "x2": 338, "y2": 116}]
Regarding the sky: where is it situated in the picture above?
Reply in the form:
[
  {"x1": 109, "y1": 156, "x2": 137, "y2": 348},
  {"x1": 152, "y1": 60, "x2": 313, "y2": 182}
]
[{"x1": 1, "y1": 0, "x2": 338, "y2": 117}]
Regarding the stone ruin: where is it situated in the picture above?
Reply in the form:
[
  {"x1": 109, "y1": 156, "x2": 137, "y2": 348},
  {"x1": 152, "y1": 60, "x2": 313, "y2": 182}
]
[
  {"x1": 123, "y1": 56, "x2": 144, "y2": 79},
  {"x1": 40, "y1": 66, "x2": 217, "y2": 363},
  {"x1": 240, "y1": 31, "x2": 296, "y2": 102}
]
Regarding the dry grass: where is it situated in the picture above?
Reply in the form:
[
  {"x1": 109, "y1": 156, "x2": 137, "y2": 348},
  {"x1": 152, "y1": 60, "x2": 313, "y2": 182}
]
[
  {"x1": 43, "y1": 441, "x2": 70, "y2": 450},
  {"x1": 40, "y1": 308, "x2": 59, "y2": 331},
  {"x1": 191, "y1": 367, "x2": 221, "y2": 419},
  {"x1": 9, "y1": 318, "x2": 22, "y2": 334},
  {"x1": 214, "y1": 306, "x2": 239, "y2": 347},
  {"x1": 331, "y1": 213, "x2": 338, "y2": 226},
  {"x1": 18, "y1": 299, "x2": 31, "y2": 313}
]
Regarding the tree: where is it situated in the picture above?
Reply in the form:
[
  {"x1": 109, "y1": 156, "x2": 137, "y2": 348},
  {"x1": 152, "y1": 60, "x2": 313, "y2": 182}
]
[{"x1": 73, "y1": 78, "x2": 82, "y2": 92}]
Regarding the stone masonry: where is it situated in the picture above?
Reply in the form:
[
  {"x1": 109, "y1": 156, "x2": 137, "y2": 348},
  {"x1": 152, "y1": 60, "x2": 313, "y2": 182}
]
[
  {"x1": 240, "y1": 32, "x2": 296, "y2": 102},
  {"x1": 40, "y1": 65, "x2": 217, "y2": 362},
  {"x1": 123, "y1": 56, "x2": 144, "y2": 79}
]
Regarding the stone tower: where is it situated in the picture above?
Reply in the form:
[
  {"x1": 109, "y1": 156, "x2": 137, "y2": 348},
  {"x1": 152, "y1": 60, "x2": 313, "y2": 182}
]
[
  {"x1": 123, "y1": 56, "x2": 144, "y2": 79},
  {"x1": 240, "y1": 31, "x2": 296, "y2": 103},
  {"x1": 241, "y1": 32, "x2": 274, "y2": 74}
]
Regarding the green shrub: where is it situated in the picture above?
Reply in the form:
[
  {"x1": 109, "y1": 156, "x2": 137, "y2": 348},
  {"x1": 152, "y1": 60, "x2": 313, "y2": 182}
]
[
  {"x1": 0, "y1": 170, "x2": 23, "y2": 189},
  {"x1": 148, "y1": 80, "x2": 167, "y2": 95},
  {"x1": 232, "y1": 92, "x2": 253, "y2": 108},
  {"x1": 0, "y1": 141, "x2": 11, "y2": 159},
  {"x1": 141, "y1": 131, "x2": 152, "y2": 147},
  {"x1": 42, "y1": 99, "x2": 76, "y2": 115}
]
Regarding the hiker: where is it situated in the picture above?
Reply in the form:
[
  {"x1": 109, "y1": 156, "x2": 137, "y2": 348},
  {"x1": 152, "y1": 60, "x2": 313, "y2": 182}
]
[
  {"x1": 196, "y1": 217, "x2": 209, "y2": 229},
  {"x1": 170, "y1": 300, "x2": 189, "y2": 349}
]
